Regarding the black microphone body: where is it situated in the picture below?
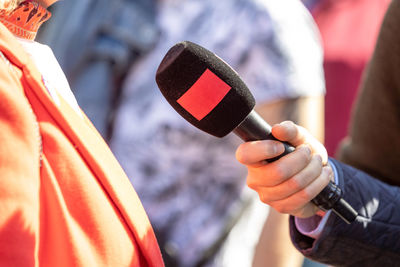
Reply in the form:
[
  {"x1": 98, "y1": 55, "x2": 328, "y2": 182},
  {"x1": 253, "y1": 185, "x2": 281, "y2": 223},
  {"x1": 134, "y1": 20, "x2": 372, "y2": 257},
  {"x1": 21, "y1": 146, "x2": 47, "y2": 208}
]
[
  {"x1": 233, "y1": 110, "x2": 295, "y2": 162},
  {"x1": 156, "y1": 41, "x2": 358, "y2": 224}
]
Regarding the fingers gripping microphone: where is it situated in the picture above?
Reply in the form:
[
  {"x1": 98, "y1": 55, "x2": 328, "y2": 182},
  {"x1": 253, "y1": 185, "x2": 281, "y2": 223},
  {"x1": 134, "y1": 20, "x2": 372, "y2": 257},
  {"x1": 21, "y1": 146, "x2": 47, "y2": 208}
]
[{"x1": 156, "y1": 41, "x2": 358, "y2": 224}]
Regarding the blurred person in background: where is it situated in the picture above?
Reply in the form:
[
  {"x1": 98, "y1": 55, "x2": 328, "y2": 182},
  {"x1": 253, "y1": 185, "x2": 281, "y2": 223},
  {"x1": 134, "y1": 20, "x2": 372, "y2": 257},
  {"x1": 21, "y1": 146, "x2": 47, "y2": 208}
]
[
  {"x1": 303, "y1": 0, "x2": 391, "y2": 156},
  {"x1": 0, "y1": 0, "x2": 163, "y2": 266},
  {"x1": 39, "y1": 0, "x2": 326, "y2": 266},
  {"x1": 236, "y1": 0, "x2": 400, "y2": 265},
  {"x1": 38, "y1": 0, "x2": 159, "y2": 139}
]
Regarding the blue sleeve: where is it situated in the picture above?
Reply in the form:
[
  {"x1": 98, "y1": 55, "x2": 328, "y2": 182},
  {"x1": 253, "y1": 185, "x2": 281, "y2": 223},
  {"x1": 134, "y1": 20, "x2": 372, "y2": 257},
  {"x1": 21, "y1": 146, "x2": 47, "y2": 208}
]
[{"x1": 289, "y1": 158, "x2": 400, "y2": 266}]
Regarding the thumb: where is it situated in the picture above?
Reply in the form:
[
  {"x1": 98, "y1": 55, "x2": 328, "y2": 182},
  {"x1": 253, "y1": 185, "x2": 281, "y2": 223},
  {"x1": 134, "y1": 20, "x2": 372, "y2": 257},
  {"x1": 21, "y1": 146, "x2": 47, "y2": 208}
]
[
  {"x1": 236, "y1": 140, "x2": 285, "y2": 167},
  {"x1": 272, "y1": 121, "x2": 328, "y2": 164}
]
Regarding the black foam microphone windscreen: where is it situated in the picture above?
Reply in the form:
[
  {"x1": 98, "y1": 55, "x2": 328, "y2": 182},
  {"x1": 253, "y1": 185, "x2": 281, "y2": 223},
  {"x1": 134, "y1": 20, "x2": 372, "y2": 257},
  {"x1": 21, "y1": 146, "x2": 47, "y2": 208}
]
[
  {"x1": 156, "y1": 41, "x2": 255, "y2": 138},
  {"x1": 156, "y1": 41, "x2": 358, "y2": 224}
]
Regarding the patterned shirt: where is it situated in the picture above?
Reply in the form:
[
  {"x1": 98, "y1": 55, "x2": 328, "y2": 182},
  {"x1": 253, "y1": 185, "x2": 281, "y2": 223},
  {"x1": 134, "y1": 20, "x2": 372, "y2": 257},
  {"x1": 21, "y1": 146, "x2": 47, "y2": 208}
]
[{"x1": 110, "y1": 0, "x2": 324, "y2": 266}]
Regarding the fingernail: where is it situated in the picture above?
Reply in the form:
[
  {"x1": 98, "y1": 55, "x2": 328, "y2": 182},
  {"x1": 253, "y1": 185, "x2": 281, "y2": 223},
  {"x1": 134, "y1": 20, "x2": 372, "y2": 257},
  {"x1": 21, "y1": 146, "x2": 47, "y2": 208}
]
[
  {"x1": 322, "y1": 166, "x2": 334, "y2": 181},
  {"x1": 326, "y1": 166, "x2": 334, "y2": 182},
  {"x1": 314, "y1": 154, "x2": 323, "y2": 163},
  {"x1": 279, "y1": 121, "x2": 290, "y2": 127}
]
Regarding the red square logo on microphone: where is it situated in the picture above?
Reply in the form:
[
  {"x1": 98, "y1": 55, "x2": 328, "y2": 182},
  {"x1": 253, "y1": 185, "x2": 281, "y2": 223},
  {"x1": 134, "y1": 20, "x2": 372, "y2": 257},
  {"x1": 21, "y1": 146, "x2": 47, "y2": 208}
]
[{"x1": 177, "y1": 69, "x2": 231, "y2": 120}]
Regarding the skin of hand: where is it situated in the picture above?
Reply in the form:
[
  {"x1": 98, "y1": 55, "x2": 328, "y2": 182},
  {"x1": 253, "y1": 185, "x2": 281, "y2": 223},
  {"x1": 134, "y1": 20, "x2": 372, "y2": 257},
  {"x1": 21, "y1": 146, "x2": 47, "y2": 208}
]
[{"x1": 236, "y1": 120, "x2": 333, "y2": 218}]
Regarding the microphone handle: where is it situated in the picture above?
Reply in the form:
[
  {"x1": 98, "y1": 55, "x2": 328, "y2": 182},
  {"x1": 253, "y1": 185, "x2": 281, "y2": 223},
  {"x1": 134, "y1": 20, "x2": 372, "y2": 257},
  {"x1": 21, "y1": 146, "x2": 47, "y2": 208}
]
[{"x1": 233, "y1": 110, "x2": 358, "y2": 224}]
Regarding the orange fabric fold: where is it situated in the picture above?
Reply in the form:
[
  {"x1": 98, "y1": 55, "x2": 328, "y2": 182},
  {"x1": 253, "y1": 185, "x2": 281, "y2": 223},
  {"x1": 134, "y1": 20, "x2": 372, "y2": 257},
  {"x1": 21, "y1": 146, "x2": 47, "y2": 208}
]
[{"x1": 0, "y1": 20, "x2": 163, "y2": 267}]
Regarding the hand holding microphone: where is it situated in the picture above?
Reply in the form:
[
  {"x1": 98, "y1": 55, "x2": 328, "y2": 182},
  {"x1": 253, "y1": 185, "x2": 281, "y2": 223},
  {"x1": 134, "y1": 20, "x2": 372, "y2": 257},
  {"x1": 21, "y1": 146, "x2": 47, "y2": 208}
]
[
  {"x1": 236, "y1": 121, "x2": 334, "y2": 218},
  {"x1": 155, "y1": 41, "x2": 357, "y2": 223}
]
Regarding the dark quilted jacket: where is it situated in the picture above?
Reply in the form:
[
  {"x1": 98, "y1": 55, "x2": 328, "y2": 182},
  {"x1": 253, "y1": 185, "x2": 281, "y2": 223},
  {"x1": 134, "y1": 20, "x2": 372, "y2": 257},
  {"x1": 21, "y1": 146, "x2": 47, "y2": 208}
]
[{"x1": 290, "y1": 159, "x2": 400, "y2": 266}]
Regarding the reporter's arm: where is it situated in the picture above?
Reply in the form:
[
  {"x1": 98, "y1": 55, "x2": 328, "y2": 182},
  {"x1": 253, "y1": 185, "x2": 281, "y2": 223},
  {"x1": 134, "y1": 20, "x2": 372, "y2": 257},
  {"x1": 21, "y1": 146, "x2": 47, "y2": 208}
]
[
  {"x1": 237, "y1": 121, "x2": 400, "y2": 266},
  {"x1": 290, "y1": 158, "x2": 400, "y2": 266}
]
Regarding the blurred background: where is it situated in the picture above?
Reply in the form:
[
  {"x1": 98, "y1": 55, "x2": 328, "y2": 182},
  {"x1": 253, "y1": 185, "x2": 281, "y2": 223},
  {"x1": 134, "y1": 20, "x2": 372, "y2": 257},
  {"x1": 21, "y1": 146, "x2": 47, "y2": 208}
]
[{"x1": 37, "y1": 0, "x2": 390, "y2": 266}]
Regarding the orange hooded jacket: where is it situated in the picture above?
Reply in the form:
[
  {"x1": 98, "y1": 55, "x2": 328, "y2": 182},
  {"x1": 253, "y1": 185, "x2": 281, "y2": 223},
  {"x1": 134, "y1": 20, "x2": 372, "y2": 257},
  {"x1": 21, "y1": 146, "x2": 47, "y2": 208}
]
[{"x1": 0, "y1": 22, "x2": 163, "y2": 267}]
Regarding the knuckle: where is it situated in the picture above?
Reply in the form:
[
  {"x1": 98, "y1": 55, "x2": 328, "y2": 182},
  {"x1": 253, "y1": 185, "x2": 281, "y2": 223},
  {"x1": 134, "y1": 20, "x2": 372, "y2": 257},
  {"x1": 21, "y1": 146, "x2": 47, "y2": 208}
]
[
  {"x1": 246, "y1": 172, "x2": 260, "y2": 189},
  {"x1": 275, "y1": 205, "x2": 291, "y2": 214},
  {"x1": 272, "y1": 163, "x2": 287, "y2": 180},
  {"x1": 287, "y1": 176, "x2": 302, "y2": 192},
  {"x1": 265, "y1": 142, "x2": 279, "y2": 156},
  {"x1": 282, "y1": 121, "x2": 297, "y2": 139},
  {"x1": 282, "y1": 120, "x2": 296, "y2": 129},
  {"x1": 246, "y1": 179, "x2": 257, "y2": 190},
  {"x1": 300, "y1": 146, "x2": 312, "y2": 161},
  {"x1": 258, "y1": 192, "x2": 269, "y2": 204},
  {"x1": 322, "y1": 168, "x2": 332, "y2": 185},
  {"x1": 295, "y1": 146, "x2": 311, "y2": 165},
  {"x1": 325, "y1": 165, "x2": 333, "y2": 177},
  {"x1": 310, "y1": 155, "x2": 323, "y2": 174},
  {"x1": 236, "y1": 142, "x2": 258, "y2": 163},
  {"x1": 274, "y1": 204, "x2": 286, "y2": 214},
  {"x1": 313, "y1": 154, "x2": 323, "y2": 165},
  {"x1": 297, "y1": 189, "x2": 313, "y2": 205}
]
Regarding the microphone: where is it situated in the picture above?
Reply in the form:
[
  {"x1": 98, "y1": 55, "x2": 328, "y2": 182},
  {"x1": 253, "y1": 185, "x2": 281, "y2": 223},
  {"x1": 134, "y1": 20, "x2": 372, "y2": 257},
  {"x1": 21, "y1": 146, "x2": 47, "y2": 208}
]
[{"x1": 155, "y1": 41, "x2": 358, "y2": 224}]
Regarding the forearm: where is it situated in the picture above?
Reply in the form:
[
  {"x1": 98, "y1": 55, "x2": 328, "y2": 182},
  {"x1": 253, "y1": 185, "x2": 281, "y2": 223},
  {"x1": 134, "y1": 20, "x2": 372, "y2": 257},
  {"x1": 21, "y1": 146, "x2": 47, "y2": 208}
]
[
  {"x1": 253, "y1": 210, "x2": 303, "y2": 267},
  {"x1": 255, "y1": 95, "x2": 324, "y2": 141},
  {"x1": 290, "y1": 158, "x2": 400, "y2": 266}
]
